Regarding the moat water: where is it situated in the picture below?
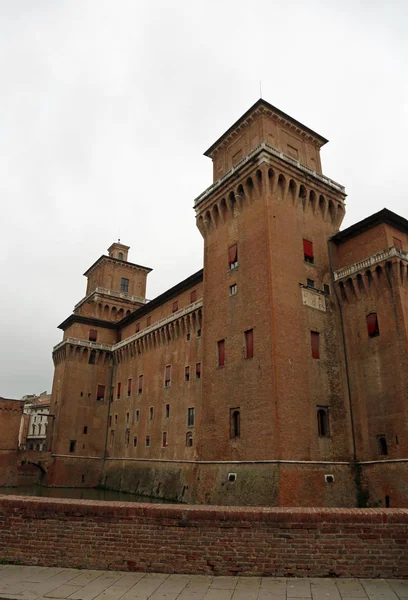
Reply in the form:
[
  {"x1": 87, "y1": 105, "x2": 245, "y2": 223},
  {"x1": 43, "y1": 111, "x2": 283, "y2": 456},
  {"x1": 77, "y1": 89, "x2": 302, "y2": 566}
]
[{"x1": 0, "y1": 485, "x2": 177, "y2": 503}]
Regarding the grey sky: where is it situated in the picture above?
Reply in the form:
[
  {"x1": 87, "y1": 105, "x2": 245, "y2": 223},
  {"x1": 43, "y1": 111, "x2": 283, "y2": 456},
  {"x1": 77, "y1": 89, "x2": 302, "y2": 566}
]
[{"x1": 1, "y1": 0, "x2": 407, "y2": 398}]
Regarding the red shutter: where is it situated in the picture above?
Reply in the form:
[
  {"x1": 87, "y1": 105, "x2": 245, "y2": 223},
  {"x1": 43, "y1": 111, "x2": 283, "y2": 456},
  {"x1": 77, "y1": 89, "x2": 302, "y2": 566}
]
[
  {"x1": 165, "y1": 365, "x2": 171, "y2": 383},
  {"x1": 127, "y1": 378, "x2": 132, "y2": 395},
  {"x1": 303, "y1": 239, "x2": 314, "y2": 259},
  {"x1": 172, "y1": 301, "x2": 178, "y2": 313},
  {"x1": 89, "y1": 329, "x2": 97, "y2": 342},
  {"x1": 97, "y1": 385, "x2": 105, "y2": 400},
  {"x1": 311, "y1": 332, "x2": 320, "y2": 359},
  {"x1": 245, "y1": 329, "x2": 254, "y2": 358},
  {"x1": 393, "y1": 237, "x2": 402, "y2": 249},
  {"x1": 190, "y1": 290, "x2": 197, "y2": 303},
  {"x1": 117, "y1": 382, "x2": 121, "y2": 398},
  {"x1": 162, "y1": 432, "x2": 168, "y2": 447},
  {"x1": 196, "y1": 362, "x2": 201, "y2": 377},
  {"x1": 138, "y1": 375, "x2": 143, "y2": 393},
  {"x1": 218, "y1": 340, "x2": 225, "y2": 366},
  {"x1": 367, "y1": 313, "x2": 379, "y2": 337},
  {"x1": 228, "y1": 244, "x2": 238, "y2": 265}
]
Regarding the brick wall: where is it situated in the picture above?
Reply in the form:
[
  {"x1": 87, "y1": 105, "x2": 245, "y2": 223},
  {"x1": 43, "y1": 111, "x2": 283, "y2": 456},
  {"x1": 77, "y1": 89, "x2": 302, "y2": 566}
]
[{"x1": 0, "y1": 496, "x2": 407, "y2": 577}]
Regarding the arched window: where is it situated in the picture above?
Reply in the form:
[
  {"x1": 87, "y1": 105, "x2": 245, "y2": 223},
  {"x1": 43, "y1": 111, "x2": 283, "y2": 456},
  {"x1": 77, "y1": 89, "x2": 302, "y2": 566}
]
[
  {"x1": 186, "y1": 432, "x2": 193, "y2": 447},
  {"x1": 118, "y1": 252, "x2": 124, "y2": 260},
  {"x1": 230, "y1": 409, "x2": 240, "y2": 438},
  {"x1": 32, "y1": 424, "x2": 35, "y2": 435},
  {"x1": 377, "y1": 435, "x2": 388, "y2": 456},
  {"x1": 317, "y1": 408, "x2": 330, "y2": 437}
]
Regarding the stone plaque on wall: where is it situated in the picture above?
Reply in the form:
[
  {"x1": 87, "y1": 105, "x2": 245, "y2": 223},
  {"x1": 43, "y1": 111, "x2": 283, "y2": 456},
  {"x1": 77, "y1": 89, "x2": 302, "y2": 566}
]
[{"x1": 302, "y1": 288, "x2": 326, "y2": 312}]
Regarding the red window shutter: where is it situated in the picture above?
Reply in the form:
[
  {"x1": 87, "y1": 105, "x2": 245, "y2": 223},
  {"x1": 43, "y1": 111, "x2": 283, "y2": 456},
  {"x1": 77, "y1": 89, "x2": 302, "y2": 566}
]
[
  {"x1": 146, "y1": 316, "x2": 151, "y2": 326},
  {"x1": 228, "y1": 244, "x2": 238, "y2": 265},
  {"x1": 117, "y1": 382, "x2": 121, "y2": 397},
  {"x1": 218, "y1": 340, "x2": 225, "y2": 366},
  {"x1": 245, "y1": 329, "x2": 254, "y2": 358},
  {"x1": 135, "y1": 323, "x2": 140, "y2": 333},
  {"x1": 97, "y1": 385, "x2": 105, "y2": 400},
  {"x1": 190, "y1": 290, "x2": 197, "y2": 303},
  {"x1": 127, "y1": 379, "x2": 132, "y2": 395},
  {"x1": 311, "y1": 332, "x2": 320, "y2": 359},
  {"x1": 165, "y1": 365, "x2": 171, "y2": 383},
  {"x1": 172, "y1": 301, "x2": 178, "y2": 313},
  {"x1": 89, "y1": 329, "x2": 97, "y2": 342},
  {"x1": 196, "y1": 362, "x2": 201, "y2": 376},
  {"x1": 303, "y1": 239, "x2": 314, "y2": 259},
  {"x1": 393, "y1": 237, "x2": 402, "y2": 249},
  {"x1": 367, "y1": 313, "x2": 379, "y2": 337}
]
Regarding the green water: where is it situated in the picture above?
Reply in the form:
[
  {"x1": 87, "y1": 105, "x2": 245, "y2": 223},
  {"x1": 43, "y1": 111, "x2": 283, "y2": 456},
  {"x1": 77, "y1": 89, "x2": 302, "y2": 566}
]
[{"x1": 0, "y1": 485, "x2": 177, "y2": 503}]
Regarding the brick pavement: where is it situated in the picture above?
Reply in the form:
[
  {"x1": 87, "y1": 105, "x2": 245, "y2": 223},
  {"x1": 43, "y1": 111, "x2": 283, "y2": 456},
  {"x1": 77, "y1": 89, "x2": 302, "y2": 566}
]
[{"x1": 0, "y1": 566, "x2": 407, "y2": 600}]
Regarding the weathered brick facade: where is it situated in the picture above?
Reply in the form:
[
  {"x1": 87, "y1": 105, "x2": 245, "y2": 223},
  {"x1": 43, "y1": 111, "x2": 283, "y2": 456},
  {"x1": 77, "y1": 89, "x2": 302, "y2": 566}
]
[{"x1": 46, "y1": 99, "x2": 408, "y2": 507}]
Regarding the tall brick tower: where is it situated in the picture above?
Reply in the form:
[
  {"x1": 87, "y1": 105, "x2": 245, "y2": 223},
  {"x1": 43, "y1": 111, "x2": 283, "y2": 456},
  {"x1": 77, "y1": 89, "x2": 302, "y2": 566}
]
[
  {"x1": 194, "y1": 99, "x2": 355, "y2": 505},
  {"x1": 47, "y1": 244, "x2": 151, "y2": 486}
]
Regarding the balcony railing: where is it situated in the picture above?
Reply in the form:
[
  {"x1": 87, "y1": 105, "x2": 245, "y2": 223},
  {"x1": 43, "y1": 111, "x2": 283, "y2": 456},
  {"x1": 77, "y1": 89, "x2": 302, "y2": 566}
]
[
  {"x1": 333, "y1": 246, "x2": 408, "y2": 281},
  {"x1": 74, "y1": 287, "x2": 148, "y2": 311}
]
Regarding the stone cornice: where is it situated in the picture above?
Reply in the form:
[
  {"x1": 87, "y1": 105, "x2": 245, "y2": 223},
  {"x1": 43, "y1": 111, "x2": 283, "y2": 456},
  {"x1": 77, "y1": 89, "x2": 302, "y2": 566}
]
[
  {"x1": 333, "y1": 246, "x2": 408, "y2": 281},
  {"x1": 83, "y1": 255, "x2": 152, "y2": 278},
  {"x1": 194, "y1": 142, "x2": 345, "y2": 210},
  {"x1": 74, "y1": 287, "x2": 147, "y2": 311}
]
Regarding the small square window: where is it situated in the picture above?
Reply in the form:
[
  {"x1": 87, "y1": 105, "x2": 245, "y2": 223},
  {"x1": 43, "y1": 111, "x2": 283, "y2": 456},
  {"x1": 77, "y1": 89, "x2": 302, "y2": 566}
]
[
  {"x1": 307, "y1": 278, "x2": 315, "y2": 288},
  {"x1": 229, "y1": 284, "x2": 237, "y2": 296}
]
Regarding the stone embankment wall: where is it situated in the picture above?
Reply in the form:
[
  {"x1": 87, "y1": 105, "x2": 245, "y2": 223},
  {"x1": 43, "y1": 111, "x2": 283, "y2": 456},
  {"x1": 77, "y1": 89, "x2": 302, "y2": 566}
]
[{"x1": 0, "y1": 496, "x2": 407, "y2": 578}]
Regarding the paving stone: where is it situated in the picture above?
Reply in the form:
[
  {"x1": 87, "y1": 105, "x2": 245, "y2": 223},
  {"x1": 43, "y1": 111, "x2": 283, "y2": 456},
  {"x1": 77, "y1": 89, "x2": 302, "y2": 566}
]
[
  {"x1": 119, "y1": 574, "x2": 169, "y2": 599},
  {"x1": 387, "y1": 581, "x2": 408, "y2": 599},
  {"x1": 202, "y1": 589, "x2": 234, "y2": 600},
  {"x1": 113, "y1": 574, "x2": 145, "y2": 589},
  {"x1": 44, "y1": 584, "x2": 84, "y2": 598},
  {"x1": 69, "y1": 573, "x2": 107, "y2": 587},
  {"x1": 93, "y1": 585, "x2": 130, "y2": 600},
  {"x1": 257, "y1": 592, "x2": 287, "y2": 600},
  {"x1": 209, "y1": 577, "x2": 238, "y2": 590},
  {"x1": 287, "y1": 580, "x2": 312, "y2": 598}
]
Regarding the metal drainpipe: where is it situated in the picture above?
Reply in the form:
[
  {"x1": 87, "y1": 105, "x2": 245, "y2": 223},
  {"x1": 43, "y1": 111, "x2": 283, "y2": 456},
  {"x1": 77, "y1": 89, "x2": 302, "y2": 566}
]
[{"x1": 328, "y1": 239, "x2": 357, "y2": 463}]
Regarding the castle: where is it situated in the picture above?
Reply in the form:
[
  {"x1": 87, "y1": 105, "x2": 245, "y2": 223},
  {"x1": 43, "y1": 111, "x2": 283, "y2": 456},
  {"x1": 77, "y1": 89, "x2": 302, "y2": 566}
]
[{"x1": 47, "y1": 99, "x2": 408, "y2": 507}]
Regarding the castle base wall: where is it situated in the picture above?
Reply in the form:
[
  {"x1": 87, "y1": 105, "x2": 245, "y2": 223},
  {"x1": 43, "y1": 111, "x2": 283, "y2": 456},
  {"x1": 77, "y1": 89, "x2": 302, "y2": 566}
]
[{"x1": 0, "y1": 496, "x2": 407, "y2": 577}]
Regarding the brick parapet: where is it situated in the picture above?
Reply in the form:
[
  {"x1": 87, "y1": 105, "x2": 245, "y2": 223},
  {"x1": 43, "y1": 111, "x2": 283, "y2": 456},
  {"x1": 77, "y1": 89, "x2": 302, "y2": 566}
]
[{"x1": 0, "y1": 496, "x2": 407, "y2": 577}]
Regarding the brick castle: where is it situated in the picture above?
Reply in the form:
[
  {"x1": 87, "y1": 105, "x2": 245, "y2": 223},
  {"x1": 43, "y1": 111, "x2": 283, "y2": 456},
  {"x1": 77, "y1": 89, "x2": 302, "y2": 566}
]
[{"x1": 46, "y1": 99, "x2": 408, "y2": 507}]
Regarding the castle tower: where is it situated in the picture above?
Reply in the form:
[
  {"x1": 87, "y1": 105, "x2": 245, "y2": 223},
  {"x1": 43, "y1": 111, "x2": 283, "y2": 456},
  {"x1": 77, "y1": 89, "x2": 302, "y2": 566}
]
[{"x1": 194, "y1": 99, "x2": 355, "y2": 505}]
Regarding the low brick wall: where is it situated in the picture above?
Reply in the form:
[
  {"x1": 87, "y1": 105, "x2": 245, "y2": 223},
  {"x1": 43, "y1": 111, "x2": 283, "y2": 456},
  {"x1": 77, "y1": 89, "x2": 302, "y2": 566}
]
[{"x1": 0, "y1": 496, "x2": 407, "y2": 577}]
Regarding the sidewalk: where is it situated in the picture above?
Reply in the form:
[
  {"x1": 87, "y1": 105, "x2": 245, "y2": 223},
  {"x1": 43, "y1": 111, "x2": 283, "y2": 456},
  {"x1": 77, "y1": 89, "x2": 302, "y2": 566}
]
[{"x1": 0, "y1": 566, "x2": 407, "y2": 600}]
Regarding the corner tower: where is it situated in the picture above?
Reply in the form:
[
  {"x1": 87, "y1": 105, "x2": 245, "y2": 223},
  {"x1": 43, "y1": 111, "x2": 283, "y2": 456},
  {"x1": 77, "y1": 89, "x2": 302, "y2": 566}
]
[{"x1": 195, "y1": 99, "x2": 355, "y2": 506}]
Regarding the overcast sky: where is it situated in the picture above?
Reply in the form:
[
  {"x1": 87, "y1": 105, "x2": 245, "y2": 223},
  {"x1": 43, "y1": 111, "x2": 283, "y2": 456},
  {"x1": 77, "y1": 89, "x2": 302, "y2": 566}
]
[{"x1": 1, "y1": 1, "x2": 407, "y2": 398}]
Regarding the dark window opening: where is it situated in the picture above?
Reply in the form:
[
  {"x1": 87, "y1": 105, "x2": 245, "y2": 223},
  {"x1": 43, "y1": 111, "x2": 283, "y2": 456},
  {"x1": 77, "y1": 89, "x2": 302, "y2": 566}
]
[
  {"x1": 118, "y1": 252, "x2": 124, "y2": 260},
  {"x1": 229, "y1": 283, "x2": 237, "y2": 296},
  {"x1": 367, "y1": 313, "x2": 380, "y2": 338},
  {"x1": 385, "y1": 495, "x2": 390, "y2": 508},
  {"x1": 80, "y1": 391, "x2": 83, "y2": 397},
  {"x1": 185, "y1": 366, "x2": 190, "y2": 382},
  {"x1": 197, "y1": 329, "x2": 201, "y2": 338},
  {"x1": 120, "y1": 277, "x2": 129, "y2": 292},
  {"x1": 303, "y1": 238, "x2": 314, "y2": 263},
  {"x1": 127, "y1": 378, "x2": 132, "y2": 397},
  {"x1": 324, "y1": 284, "x2": 330, "y2": 295},
  {"x1": 145, "y1": 435, "x2": 150, "y2": 447},
  {"x1": 138, "y1": 375, "x2": 143, "y2": 394},
  {"x1": 317, "y1": 408, "x2": 330, "y2": 437},
  {"x1": 187, "y1": 407, "x2": 195, "y2": 427},
  {"x1": 125, "y1": 429, "x2": 130, "y2": 446},
  {"x1": 165, "y1": 404, "x2": 170, "y2": 418},
  {"x1": 83, "y1": 426, "x2": 88, "y2": 435},
  {"x1": 88, "y1": 350, "x2": 96, "y2": 365},
  {"x1": 186, "y1": 333, "x2": 191, "y2": 341},
  {"x1": 218, "y1": 339, "x2": 225, "y2": 367},
  {"x1": 307, "y1": 278, "x2": 315, "y2": 288},
  {"x1": 126, "y1": 412, "x2": 129, "y2": 424},
  {"x1": 69, "y1": 440, "x2": 76, "y2": 453},
  {"x1": 149, "y1": 407, "x2": 154, "y2": 420},
  {"x1": 165, "y1": 365, "x2": 171, "y2": 388},
  {"x1": 116, "y1": 382, "x2": 121, "y2": 399},
  {"x1": 81, "y1": 474, "x2": 85, "y2": 483},
  {"x1": 89, "y1": 329, "x2": 97, "y2": 342},
  {"x1": 97, "y1": 385, "x2": 105, "y2": 401},
  {"x1": 196, "y1": 362, "x2": 201, "y2": 379},
  {"x1": 245, "y1": 329, "x2": 254, "y2": 359},
  {"x1": 133, "y1": 436, "x2": 138, "y2": 447},
  {"x1": 162, "y1": 432, "x2": 168, "y2": 448},
  {"x1": 186, "y1": 432, "x2": 193, "y2": 447},
  {"x1": 230, "y1": 409, "x2": 240, "y2": 439},
  {"x1": 135, "y1": 410, "x2": 140, "y2": 422},
  {"x1": 377, "y1": 435, "x2": 388, "y2": 456},
  {"x1": 311, "y1": 331, "x2": 320, "y2": 359},
  {"x1": 114, "y1": 414, "x2": 118, "y2": 425},
  {"x1": 228, "y1": 243, "x2": 238, "y2": 269}
]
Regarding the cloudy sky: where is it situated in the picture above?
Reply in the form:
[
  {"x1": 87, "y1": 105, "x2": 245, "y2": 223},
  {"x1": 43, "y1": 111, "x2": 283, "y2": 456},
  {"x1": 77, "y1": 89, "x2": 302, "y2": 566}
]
[{"x1": 1, "y1": 1, "x2": 407, "y2": 398}]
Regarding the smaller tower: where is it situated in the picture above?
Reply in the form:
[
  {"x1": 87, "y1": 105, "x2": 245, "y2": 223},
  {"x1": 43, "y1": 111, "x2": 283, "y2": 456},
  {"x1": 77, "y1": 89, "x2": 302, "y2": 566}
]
[{"x1": 107, "y1": 241, "x2": 129, "y2": 261}]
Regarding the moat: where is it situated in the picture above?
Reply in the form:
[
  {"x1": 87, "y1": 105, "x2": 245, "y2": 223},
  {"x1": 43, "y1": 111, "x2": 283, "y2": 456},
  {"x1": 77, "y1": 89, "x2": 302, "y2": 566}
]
[{"x1": 0, "y1": 485, "x2": 177, "y2": 503}]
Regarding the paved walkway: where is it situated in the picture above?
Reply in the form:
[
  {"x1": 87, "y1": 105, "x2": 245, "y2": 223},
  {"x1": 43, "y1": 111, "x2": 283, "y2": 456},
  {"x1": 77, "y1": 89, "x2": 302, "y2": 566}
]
[{"x1": 0, "y1": 566, "x2": 407, "y2": 600}]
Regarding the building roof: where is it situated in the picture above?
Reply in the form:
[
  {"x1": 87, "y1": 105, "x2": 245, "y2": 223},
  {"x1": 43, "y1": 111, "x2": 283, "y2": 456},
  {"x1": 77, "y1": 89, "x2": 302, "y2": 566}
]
[
  {"x1": 204, "y1": 98, "x2": 328, "y2": 158},
  {"x1": 331, "y1": 208, "x2": 408, "y2": 245},
  {"x1": 58, "y1": 314, "x2": 117, "y2": 331},
  {"x1": 83, "y1": 255, "x2": 152, "y2": 277},
  {"x1": 0, "y1": 397, "x2": 22, "y2": 403}
]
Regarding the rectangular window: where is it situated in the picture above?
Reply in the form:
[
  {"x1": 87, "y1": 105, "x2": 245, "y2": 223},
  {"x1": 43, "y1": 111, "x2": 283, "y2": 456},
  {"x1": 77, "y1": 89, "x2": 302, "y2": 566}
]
[
  {"x1": 186, "y1": 332, "x2": 191, "y2": 341},
  {"x1": 324, "y1": 284, "x2": 330, "y2": 295},
  {"x1": 83, "y1": 426, "x2": 88, "y2": 435},
  {"x1": 125, "y1": 429, "x2": 130, "y2": 445},
  {"x1": 133, "y1": 436, "x2": 138, "y2": 448},
  {"x1": 135, "y1": 322, "x2": 140, "y2": 333},
  {"x1": 187, "y1": 407, "x2": 195, "y2": 427},
  {"x1": 185, "y1": 366, "x2": 190, "y2": 382},
  {"x1": 196, "y1": 362, "x2": 201, "y2": 379},
  {"x1": 230, "y1": 408, "x2": 240, "y2": 439},
  {"x1": 162, "y1": 432, "x2": 168, "y2": 448},
  {"x1": 228, "y1": 244, "x2": 238, "y2": 269},
  {"x1": 69, "y1": 440, "x2": 76, "y2": 453},
  {"x1": 146, "y1": 316, "x2": 151, "y2": 327},
  {"x1": 149, "y1": 407, "x2": 154, "y2": 420},
  {"x1": 165, "y1": 404, "x2": 170, "y2": 418},
  {"x1": 89, "y1": 329, "x2": 97, "y2": 342},
  {"x1": 197, "y1": 329, "x2": 201, "y2": 338},
  {"x1": 126, "y1": 412, "x2": 129, "y2": 424},
  {"x1": 393, "y1": 237, "x2": 403, "y2": 249},
  {"x1": 303, "y1": 239, "x2": 314, "y2": 263},
  {"x1": 135, "y1": 410, "x2": 140, "y2": 422},
  {"x1": 165, "y1": 365, "x2": 171, "y2": 388},
  {"x1": 117, "y1": 382, "x2": 121, "y2": 399},
  {"x1": 97, "y1": 384, "x2": 105, "y2": 401},
  {"x1": 120, "y1": 278, "x2": 129, "y2": 293},
  {"x1": 307, "y1": 278, "x2": 315, "y2": 288},
  {"x1": 317, "y1": 407, "x2": 330, "y2": 437},
  {"x1": 127, "y1": 378, "x2": 132, "y2": 397},
  {"x1": 218, "y1": 339, "x2": 225, "y2": 367},
  {"x1": 172, "y1": 300, "x2": 178, "y2": 313},
  {"x1": 145, "y1": 435, "x2": 150, "y2": 447},
  {"x1": 245, "y1": 329, "x2": 254, "y2": 359},
  {"x1": 229, "y1": 283, "x2": 237, "y2": 296},
  {"x1": 311, "y1": 331, "x2": 320, "y2": 359},
  {"x1": 190, "y1": 290, "x2": 197, "y2": 303},
  {"x1": 138, "y1": 375, "x2": 143, "y2": 394},
  {"x1": 367, "y1": 313, "x2": 380, "y2": 338}
]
